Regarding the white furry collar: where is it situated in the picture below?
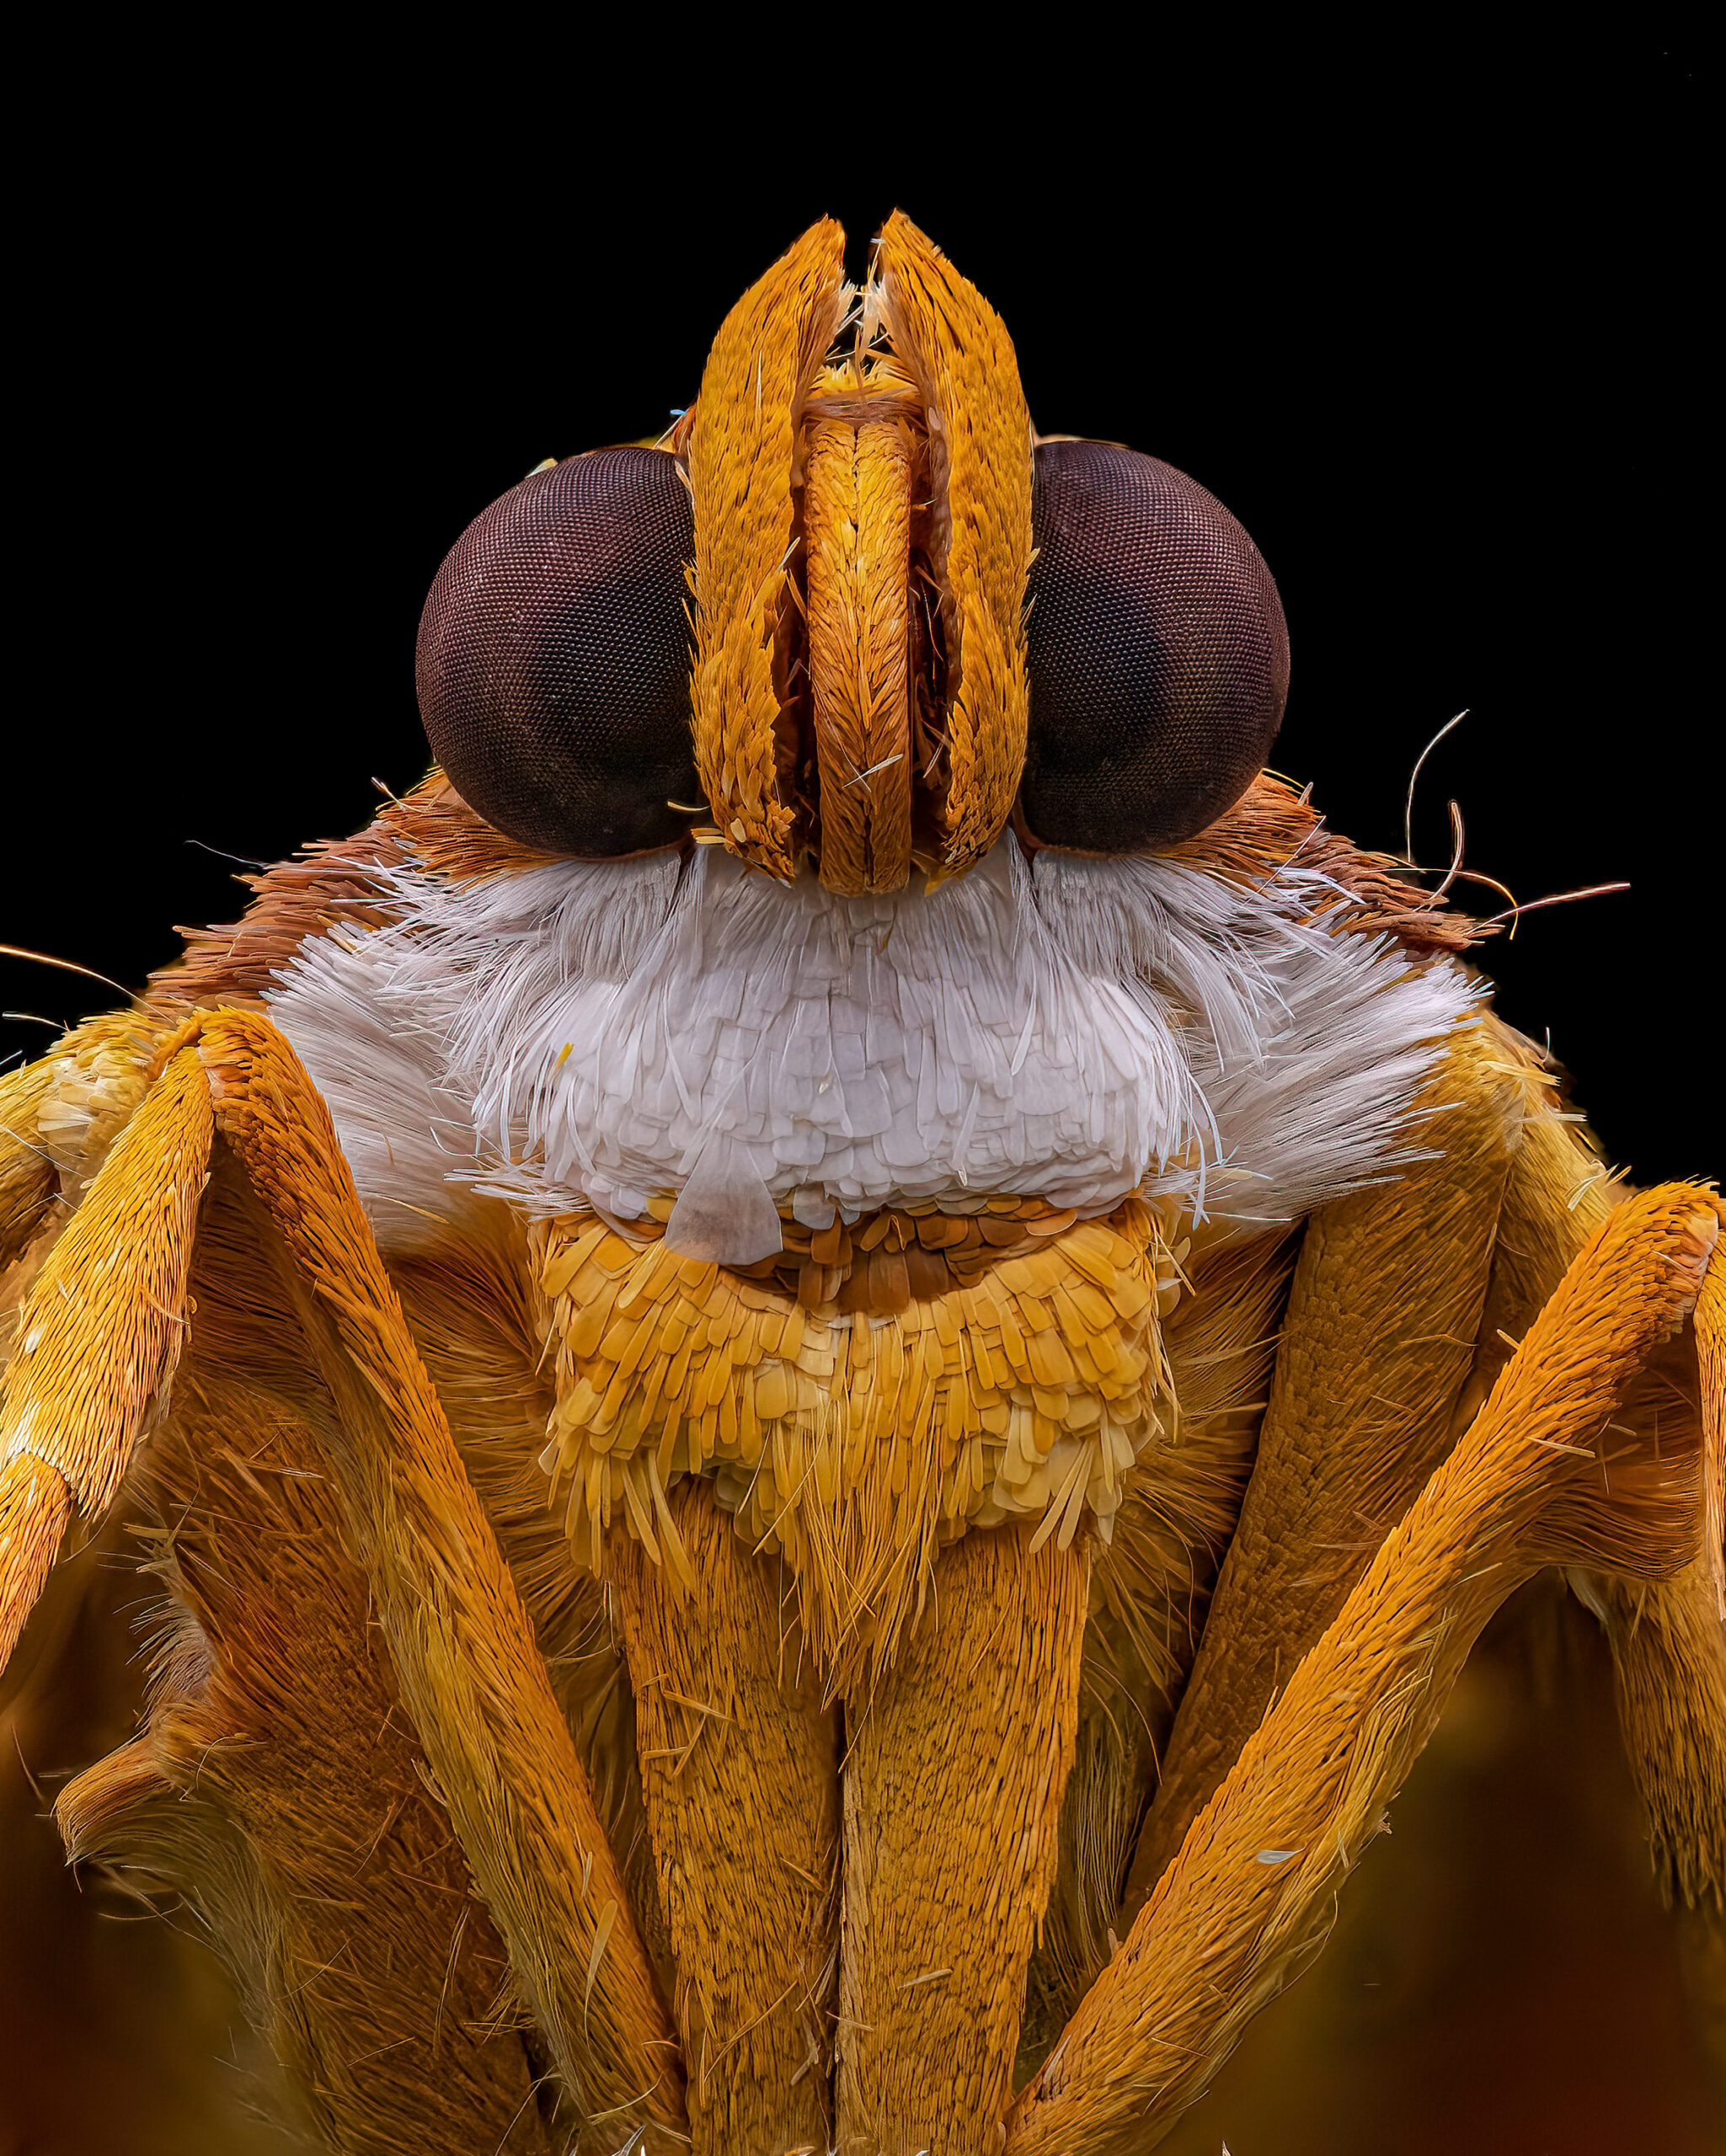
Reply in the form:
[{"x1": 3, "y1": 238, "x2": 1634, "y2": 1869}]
[{"x1": 265, "y1": 834, "x2": 1480, "y2": 1259}]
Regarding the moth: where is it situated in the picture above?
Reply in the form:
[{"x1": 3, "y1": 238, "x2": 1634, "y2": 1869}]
[{"x1": 2, "y1": 212, "x2": 1720, "y2": 2156}]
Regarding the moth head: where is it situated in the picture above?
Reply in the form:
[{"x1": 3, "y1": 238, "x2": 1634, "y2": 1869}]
[{"x1": 415, "y1": 216, "x2": 1288, "y2": 879}]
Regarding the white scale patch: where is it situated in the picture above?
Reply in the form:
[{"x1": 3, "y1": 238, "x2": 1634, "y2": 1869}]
[{"x1": 265, "y1": 834, "x2": 1480, "y2": 1258}]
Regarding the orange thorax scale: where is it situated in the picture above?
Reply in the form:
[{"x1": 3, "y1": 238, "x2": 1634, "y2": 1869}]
[{"x1": 531, "y1": 1193, "x2": 1189, "y2": 1684}]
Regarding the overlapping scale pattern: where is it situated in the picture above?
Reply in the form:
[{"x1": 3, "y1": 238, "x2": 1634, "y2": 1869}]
[{"x1": 532, "y1": 1193, "x2": 1188, "y2": 1682}]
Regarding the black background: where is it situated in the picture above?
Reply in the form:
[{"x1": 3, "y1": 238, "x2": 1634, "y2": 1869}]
[{"x1": 6, "y1": 31, "x2": 1713, "y2": 1182}]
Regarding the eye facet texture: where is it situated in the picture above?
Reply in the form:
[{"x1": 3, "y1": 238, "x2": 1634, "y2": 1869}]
[
  {"x1": 416, "y1": 448, "x2": 699, "y2": 856},
  {"x1": 1023, "y1": 440, "x2": 1290, "y2": 851}
]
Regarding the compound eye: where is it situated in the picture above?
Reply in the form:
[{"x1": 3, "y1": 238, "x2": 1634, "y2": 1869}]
[
  {"x1": 416, "y1": 446, "x2": 699, "y2": 856},
  {"x1": 1022, "y1": 440, "x2": 1290, "y2": 851}
]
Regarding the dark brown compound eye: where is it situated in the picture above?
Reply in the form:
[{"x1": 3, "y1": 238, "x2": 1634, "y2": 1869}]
[
  {"x1": 1021, "y1": 440, "x2": 1290, "y2": 851},
  {"x1": 416, "y1": 446, "x2": 700, "y2": 856}
]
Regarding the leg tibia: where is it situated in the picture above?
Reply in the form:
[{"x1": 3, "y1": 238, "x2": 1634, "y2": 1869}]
[
  {"x1": 1, "y1": 1043, "x2": 212, "y2": 1676},
  {"x1": 57, "y1": 1374, "x2": 556, "y2": 2155},
  {"x1": 0, "y1": 1453, "x2": 69, "y2": 1676},
  {"x1": 1123, "y1": 1020, "x2": 1520, "y2": 1917},
  {"x1": 1010, "y1": 1187, "x2": 1719, "y2": 2155},
  {"x1": 197, "y1": 1010, "x2": 686, "y2": 2139},
  {"x1": 838, "y1": 1525, "x2": 1088, "y2": 2153},
  {"x1": 611, "y1": 1481, "x2": 840, "y2": 2153}
]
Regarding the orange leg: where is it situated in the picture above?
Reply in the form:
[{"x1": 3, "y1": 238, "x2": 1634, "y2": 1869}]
[
  {"x1": 56, "y1": 1265, "x2": 556, "y2": 2156},
  {"x1": 836, "y1": 1524, "x2": 1089, "y2": 2154},
  {"x1": 611, "y1": 1480, "x2": 841, "y2": 2153},
  {"x1": 2, "y1": 1041, "x2": 211, "y2": 1668},
  {"x1": 199, "y1": 1012, "x2": 684, "y2": 2143},
  {"x1": 1009, "y1": 1187, "x2": 1721, "y2": 2155},
  {"x1": 1124, "y1": 1020, "x2": 1518, "y2": 1911},
  {"x1": 2, "y1": 1013, "x2": 686, "y2": 2146}
]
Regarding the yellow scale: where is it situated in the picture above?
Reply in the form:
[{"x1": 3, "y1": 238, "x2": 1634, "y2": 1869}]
[{"x1": 532, "y1": 1191, "x2": 1189, "y2": 1677}]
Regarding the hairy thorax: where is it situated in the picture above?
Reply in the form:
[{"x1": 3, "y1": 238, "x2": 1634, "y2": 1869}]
[{"x1": 209, "y1": 777, "x2": 1484, "y2": 1693}]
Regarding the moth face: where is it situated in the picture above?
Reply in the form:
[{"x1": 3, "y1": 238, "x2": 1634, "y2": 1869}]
[
  {"x1": 403, "y1": 209, "x2": 1301, "y2": 1254},
  {"x1": 416, "y1": 212, "x2": 1290, "y2": 886},
  {"x1": 277, "y1": 216, "x2": 1459, "y2": 1663}
]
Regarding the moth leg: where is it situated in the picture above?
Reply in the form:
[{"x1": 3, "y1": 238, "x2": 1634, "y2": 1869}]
[
  {"x1": 55, "y1": 1167, "x2": 557, "y2": 2154},
  {"x1": 4, "y1": 1016, "x2": 686, "y2": 2141},
  {"x1": 1471, "y1": 1035, "x2": 1725, "y2": 1870},
  {"x1": 1597, "y1": 1550, "x2": 1726, "y2": 2081},
  {"x1": 1022, "y1": 1226, "x2": 1298, "y2": 2067},
  {"x1": 1461, "y1": 1047, "x2": 1726, "y2": 2063},
  {"x1": 191, "y1": 1009, "x2": 687, "y2": 2144},
  {"x1": 0, "y1": 1454, "x2": 71, "y2": 1679},
  {"x1": 2, "y1": 1038, "x2": 212, "y2": 1673},
  {"x1": 1122, "y1": 1017, "x2": 1521, "y2": 1914},
  {"x1": 836, "y1": 1525, "x2": 1089, "y2": 2155},
  {"x1": 393, "y1": 1230, "x2": 674, "y2": 2000},
  {"x1": 1008, "y1": 1185, "x2": 1722, "y2": 2156},
  {"x1": 609, "y1": 1480, "x2": 840, "y2": 2154}
]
